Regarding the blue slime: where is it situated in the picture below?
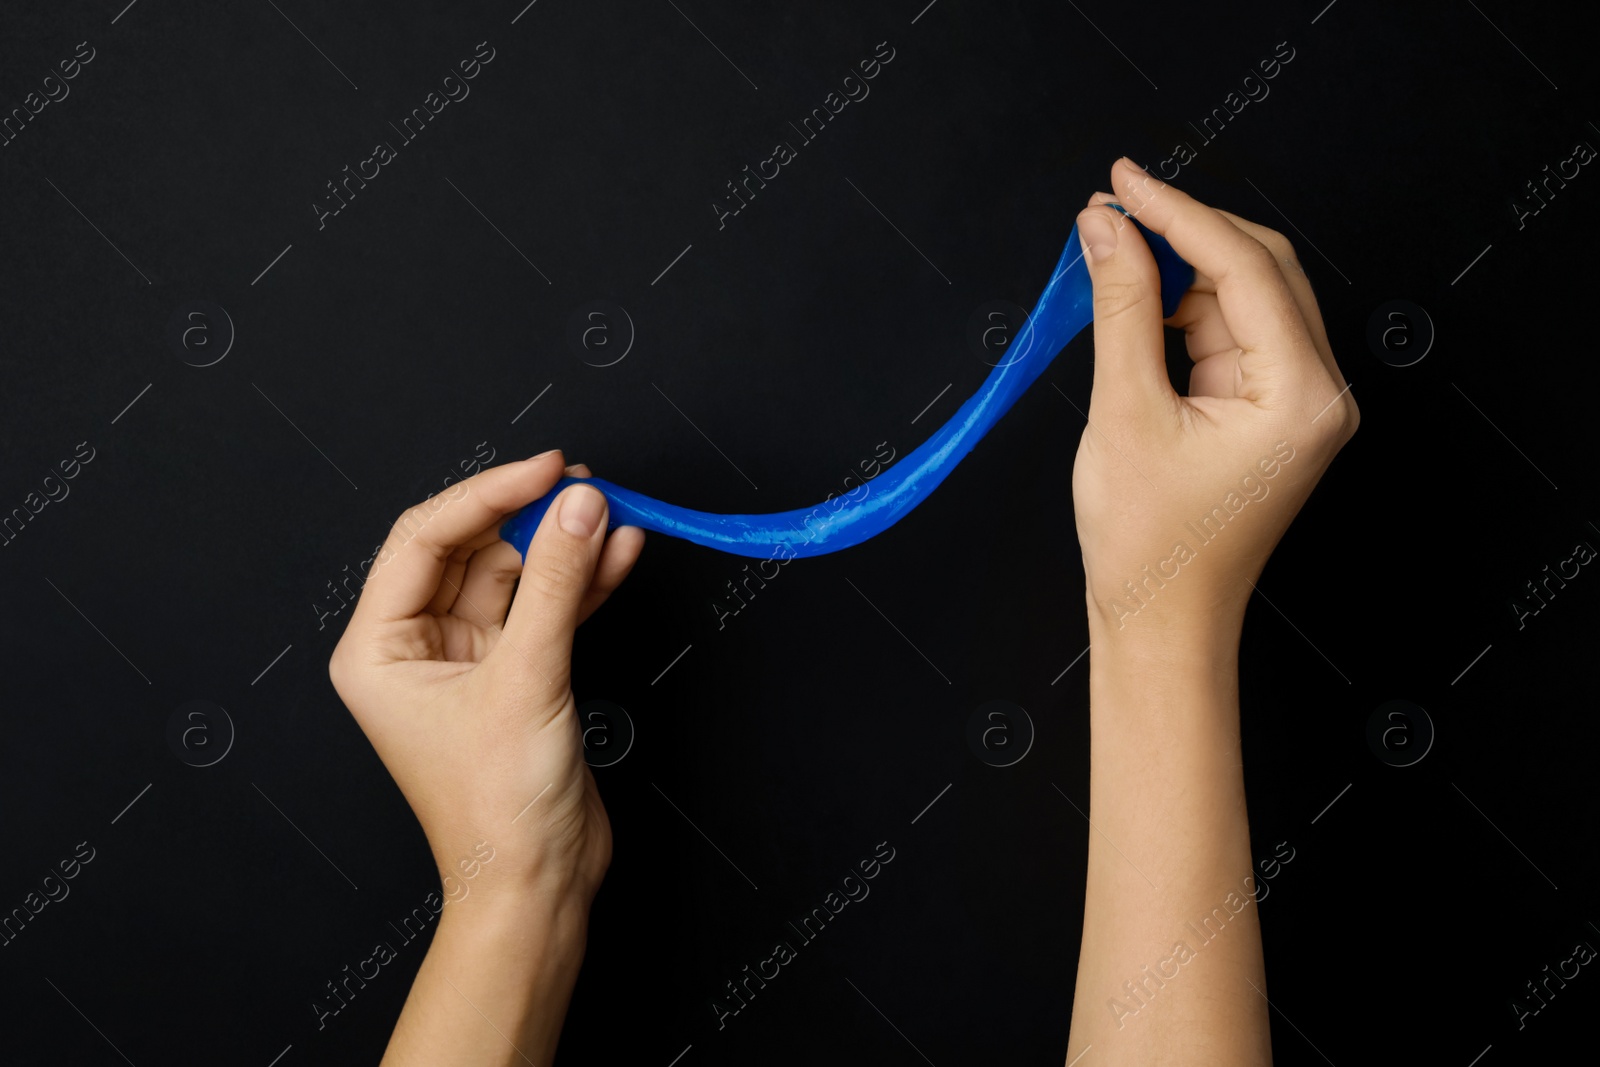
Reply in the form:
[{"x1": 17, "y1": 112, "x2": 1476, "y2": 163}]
[{"x1": 501, "y1": 209, "x2": 1193, "y2": 560}]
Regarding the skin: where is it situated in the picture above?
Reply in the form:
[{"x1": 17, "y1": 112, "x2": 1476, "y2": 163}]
[
  {"x1": 329, "y1": 158, "x2": 1357, "y2": 1065},
  {"x1": 329, "y1": 454, "x2": 644, "y2": 1066},
  {"x1": 1063, "y1": 158, "x2": 1357, "y2": 1064}
]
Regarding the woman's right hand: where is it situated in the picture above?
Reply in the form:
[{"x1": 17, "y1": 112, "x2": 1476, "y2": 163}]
[{"x1": 1069, "y1": 157, "x2": 1358, "y2": 647}]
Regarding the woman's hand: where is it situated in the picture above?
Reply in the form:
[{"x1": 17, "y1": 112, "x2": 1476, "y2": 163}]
[
  {"x1": 329, "y1": 450, "x2": 644, "y2": 1065},
  {"x1": 329, "y1": 449, "x2": 644, "y2": 899},
  {"x1": 1065, "y1": 160, "x2": 1357, "y2": 1067},
  {"x1": 1070, "y1": 157, "x2": 1358, "y2": 647}
]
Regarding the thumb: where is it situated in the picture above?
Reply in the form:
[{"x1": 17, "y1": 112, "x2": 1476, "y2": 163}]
[
  {"x1": 1077, "y1": 202, "x2": 1178, "y2": 416},
  {"x1": 493, "y1": 482, "x2": 609, "y2": 694}
]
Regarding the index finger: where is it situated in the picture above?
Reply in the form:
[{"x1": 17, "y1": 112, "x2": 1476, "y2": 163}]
[
  {"x1": 1212, "y1": 207, "x2": 1341, "y2": 385},
  {"x1": 1106, "y1": 158, "x2": 1321, "y2": 372},
  {"x1": 351, "y1": 450, "x2": 568, "y2": 627}
]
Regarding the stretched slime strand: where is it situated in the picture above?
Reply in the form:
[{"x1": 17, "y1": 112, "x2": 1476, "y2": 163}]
[{"x1": 501, "y1": 209, "x2": 1192, "y2": 560}]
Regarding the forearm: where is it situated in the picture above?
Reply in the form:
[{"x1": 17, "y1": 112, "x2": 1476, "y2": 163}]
[
  {"x1": 382, "y1": 886, "x2": 592, "y2": 1067},
  {"x1": 1064, "y1": 614, "x2": 1271, "y2": 1065}
]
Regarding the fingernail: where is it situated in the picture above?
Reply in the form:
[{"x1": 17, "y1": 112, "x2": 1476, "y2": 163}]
[
  {"x1": 528, "y1": 449, "x2": 559, "y2": 461},
  {"x1": 1078, "y1": 209, "x2": 1118, "y2": 262},
  {"x1": 557, "y1": 483, "x2": 605, "y2": 537}
]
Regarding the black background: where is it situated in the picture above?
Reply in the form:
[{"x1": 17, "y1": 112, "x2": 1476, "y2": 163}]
[{"x1": 2, "y1": 1, "x2": 1597, "y2": 1064}]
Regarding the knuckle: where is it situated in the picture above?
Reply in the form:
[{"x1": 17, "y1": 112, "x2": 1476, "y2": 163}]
[
  {"x1": 387, "y1": 502, "x2": 447, "y2": 559},
  {"x1": 1093, "y1": 279, "x2": 1155, "y2": 320},
  {"x1": 1258, "y1": 227, "x2": 1295, "y2": 262},
  {"x1": 527, "y1": 544, "x2": 587, "y2": 597},
  {"x1": 386, "y1": 506, "x2": 422, "y2": 544},
  {"x1": 1241, "y1": 236, "x2": 1281, "y2": 273},
  {"x1": 391, "y1": 497, "x2": 445, "y2": 537},
  {"x1": 1342, "y1": 393, "x2": 1361, "y2": 438},
  {"x1": 327, "y1": 644, "x2": 353, "y2": 695},
  {"x1": 1311, "y1": 388, "x2": 1360, "y2": 442}
]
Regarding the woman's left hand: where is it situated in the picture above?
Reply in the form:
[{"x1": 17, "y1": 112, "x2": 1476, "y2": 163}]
[{"x1": 328, "y1": 450, "x2": 644, "y2": 904}]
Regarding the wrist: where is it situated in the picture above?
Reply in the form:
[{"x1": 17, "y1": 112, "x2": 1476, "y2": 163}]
[
  {"x1": 386, "y1": 864, "x2": 592, "y2": 1066},
  {"x1": 1085, "y1": 596, "x2": 1244, "y2": 741},
  {"x1": 1086, "y1": 594, "x2": 1243, "y2": 672},
  {"x1": 427, "y1": 789, "x2": 610, "y2": 912},
  {"x1": 435, "y1": 879, "x2": 592, "y2": 974},
  {"x1": 440, "y1": 865, "x2": 593, "y2": 927},
  {"x1": 1086, "y1": 559, "x2": 1250, "y2": 629}
]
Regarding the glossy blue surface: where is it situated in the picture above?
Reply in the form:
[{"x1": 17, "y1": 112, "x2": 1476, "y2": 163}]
[{"x1": 501, "y1": 210, "x2": 1192, "y2": 560}]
